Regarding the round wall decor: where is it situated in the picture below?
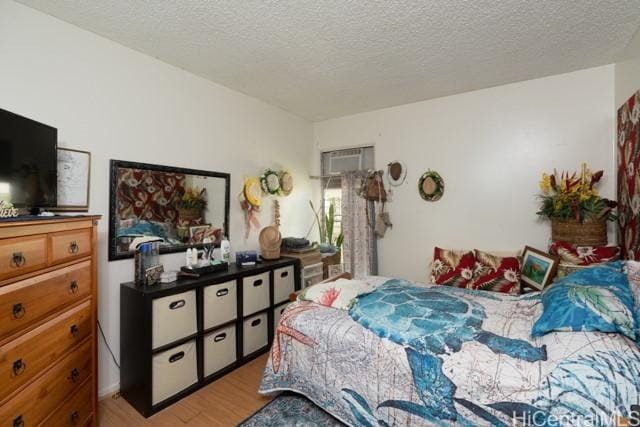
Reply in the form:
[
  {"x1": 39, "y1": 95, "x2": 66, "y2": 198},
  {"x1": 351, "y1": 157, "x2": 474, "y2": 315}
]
[
  {"x1": 418, "y1": 171, "x2": 444, "y2": 201},
  {"x1": 387, "y1": 161, "x2": 407, "y2": 186},
  {"x1": 243, "y1": 177, "x2": 263, "y2": 207},
  {"x1": 278, "y1": 171, "x2": 294, "y2": 196},
  {"x1": 260, "y1": 169, "x2": 281, "y2": 195}
]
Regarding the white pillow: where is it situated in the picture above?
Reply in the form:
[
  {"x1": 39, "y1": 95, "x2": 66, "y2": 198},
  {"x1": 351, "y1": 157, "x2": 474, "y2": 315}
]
[{"x1": 298, "y1": 279, "x2": 376, "y2": 310}]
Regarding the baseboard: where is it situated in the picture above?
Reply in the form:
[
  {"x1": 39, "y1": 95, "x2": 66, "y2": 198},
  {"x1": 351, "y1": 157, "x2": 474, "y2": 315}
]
[{"x1": 99, "y1": 382, "x2": 121, "y2": 400}]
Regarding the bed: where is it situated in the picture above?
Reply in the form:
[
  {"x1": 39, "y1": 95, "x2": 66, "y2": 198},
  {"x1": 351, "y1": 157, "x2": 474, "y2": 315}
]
[{"x1": 259, "y1": 276, "x2": 640, "y2": 426}]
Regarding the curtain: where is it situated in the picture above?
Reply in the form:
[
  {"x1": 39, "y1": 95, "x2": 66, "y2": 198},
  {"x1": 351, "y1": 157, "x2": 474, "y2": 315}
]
[{"x1": 341, "y1": 172, "x2": 378, "y2": 277}]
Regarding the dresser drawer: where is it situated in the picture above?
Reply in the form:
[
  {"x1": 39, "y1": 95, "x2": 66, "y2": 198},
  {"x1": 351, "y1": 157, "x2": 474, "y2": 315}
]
[
  {"x1": 0, "y1": 260, "x2": 91, "y2": 342},
  {"x1": 0, "y1": 339, "x2": 91, "y2": 426},
  {"x1": 0, "y1": 235, "x2": 47, "y2": 282},
  {"x1": 273, "y1": 266, "x2": 295, "y2": 304},
  {"x1": 0, "y1": 300, "x2": 91, "y2": 403},
  {"x1": 49, "y1": 229, "x2": 92, "y2": 265},
  {"x1": 203, "y1": 280, "x2": 237, "y2": 330},
  {"x1": 243, "y1": 312, "x2": 268, "y2": 357},
  {"x1": 42, "y1": 376, "x2": 93, "y2": 427},
  {"x1": 273, "y1": 303, "x2": 290, "y2": 335},
  {"x1": 152, "y1": 290, "x2": 197, "y2": 349},
  {"x1": 203, "y1": 324, "x2": 236, "y2": 377},
  {"x1": 242, "y1": 272, "x2": 269, "y2": 316},
  {"x1": 152, "y1": 340, "x2": 198, "y2": 406}
]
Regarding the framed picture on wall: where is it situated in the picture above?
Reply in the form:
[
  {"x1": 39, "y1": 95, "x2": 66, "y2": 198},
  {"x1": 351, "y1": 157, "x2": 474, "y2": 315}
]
[
  {"x1": 53, "y1": 148, "x2": 91, "y2": 211},
  {"x1": 521, "y1": 246, "x2": 559, "y2": 291}
]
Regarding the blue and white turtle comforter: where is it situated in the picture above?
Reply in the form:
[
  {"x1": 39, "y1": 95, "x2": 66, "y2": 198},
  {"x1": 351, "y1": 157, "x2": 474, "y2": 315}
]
[{"x1": 260, "y1": 278, "x2": 640, "y2": 426}]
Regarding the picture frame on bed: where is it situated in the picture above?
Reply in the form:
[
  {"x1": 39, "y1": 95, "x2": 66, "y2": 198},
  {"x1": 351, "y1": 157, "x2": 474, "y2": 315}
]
[{"x1": 521, "y1": 246, "x2": 559, "y2": 291}]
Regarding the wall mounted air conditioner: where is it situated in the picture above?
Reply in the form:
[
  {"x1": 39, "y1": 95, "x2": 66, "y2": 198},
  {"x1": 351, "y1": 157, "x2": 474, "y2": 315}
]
[{"x1": 328, "y1": 148, "x2": 363, "y2": 175}]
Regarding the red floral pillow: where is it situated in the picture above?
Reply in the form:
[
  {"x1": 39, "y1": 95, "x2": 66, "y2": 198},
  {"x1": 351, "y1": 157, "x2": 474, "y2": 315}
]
[
  {"x1": 549, "y1": 241, "x2": 620, "y2": 266},
  {"x1": 470, "y1": 250, "x2": 521, "y2": 294},
  {"x1": 430, "y1": 247, "x2": 476, "y2": 288}
]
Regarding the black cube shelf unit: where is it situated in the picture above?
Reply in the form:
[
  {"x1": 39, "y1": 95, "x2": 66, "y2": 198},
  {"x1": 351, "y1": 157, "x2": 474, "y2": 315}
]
[{"x1": 120, "y1": 257, "x2": 300, "y2": 417}]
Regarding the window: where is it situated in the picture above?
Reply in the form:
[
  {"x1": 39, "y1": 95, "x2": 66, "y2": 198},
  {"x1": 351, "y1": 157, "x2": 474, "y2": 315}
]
[{"x1": 320, "y1": 147, "x2": 374, "y2": 244}]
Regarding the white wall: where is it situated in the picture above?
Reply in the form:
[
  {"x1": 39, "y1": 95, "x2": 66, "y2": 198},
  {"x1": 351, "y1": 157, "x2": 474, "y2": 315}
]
[
  {"x1": 0, "y1": 1, "x2": 313, "y2": 396},
  {"x1": 615, "y1": 28, "x2": 640, "y2": 108},
  {"x1": 314, "y1": 66, "x2": 616, "y2": 283}
]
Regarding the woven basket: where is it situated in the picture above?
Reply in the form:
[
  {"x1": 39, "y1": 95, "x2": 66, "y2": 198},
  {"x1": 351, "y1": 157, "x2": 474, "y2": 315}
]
[{"x1": 550, "y1": 218, "x2": 607, "y2": 246}]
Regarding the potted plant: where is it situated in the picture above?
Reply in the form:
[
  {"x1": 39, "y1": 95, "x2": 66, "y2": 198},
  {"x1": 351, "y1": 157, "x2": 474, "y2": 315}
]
[
  {"x1": 309, "y1": 200, "x2": 344, "y2": 253},
  {"x1": 178, "y1": 187, "x2": 207, "y2": 224},
  {"x1": 537, "y1": 163, "x2": 616, "y2": 246}
]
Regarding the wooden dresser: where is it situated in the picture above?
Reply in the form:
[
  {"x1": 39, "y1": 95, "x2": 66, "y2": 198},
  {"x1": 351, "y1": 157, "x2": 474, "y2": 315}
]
[{"x1": 0, "y1": 216, "x2": 100, "y2": 427}]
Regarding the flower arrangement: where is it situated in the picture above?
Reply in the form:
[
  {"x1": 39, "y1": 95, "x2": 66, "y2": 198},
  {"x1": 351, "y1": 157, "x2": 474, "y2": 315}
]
[
  {"x1": 537, "y1": 163, "x2": 616, "y2": 222},
  {"x1": 179, "y1": 187, "x2": 207, "y2": 209}
]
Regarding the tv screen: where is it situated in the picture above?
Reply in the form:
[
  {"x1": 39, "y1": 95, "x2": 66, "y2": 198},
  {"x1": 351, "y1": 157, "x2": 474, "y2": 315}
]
[{"x1": 0, "y1": 108, "x2": 58, "y2": 208}]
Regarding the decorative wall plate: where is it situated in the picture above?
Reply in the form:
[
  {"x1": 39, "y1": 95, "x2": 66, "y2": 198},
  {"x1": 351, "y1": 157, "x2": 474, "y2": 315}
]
[
  {"x1": 260, "y1": 169, "x2": 281, "y2": 195},
  {"x1": 279, "y1": 171, "x2": 294, "y2": 196},
  {"x1": 418, "y1": 171, "x2": 444, "y2": 201},
  {"x1": 387, "y1": 161, "x2": 407, "y2": 186}
]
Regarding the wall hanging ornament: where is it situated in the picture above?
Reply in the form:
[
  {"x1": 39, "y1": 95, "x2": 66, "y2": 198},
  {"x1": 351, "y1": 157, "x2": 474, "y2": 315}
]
[
  {"x1": 260, "y1": 169, "x2": 281, "y2": 195},
  {"x1": 418, "y1": 170, "x2": 444, "y2": 201},
  {"x1": 278, "y1": 171, "x2": 294, "y2": 196},
  {"x1": 387, "y1": 161, "x2": 407, "y2": 187},
  {"x1": 239, "y1": 177, "x2": 262, "y2": 238},
  {"x1": 259, "y1": 200, "x2": 282, "y2": 260}
]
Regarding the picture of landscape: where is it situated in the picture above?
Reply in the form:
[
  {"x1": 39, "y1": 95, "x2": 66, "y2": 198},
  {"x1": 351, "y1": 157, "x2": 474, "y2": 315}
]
[{"x1": 522, "y1": 256, "x2": 550, "y2": 286}]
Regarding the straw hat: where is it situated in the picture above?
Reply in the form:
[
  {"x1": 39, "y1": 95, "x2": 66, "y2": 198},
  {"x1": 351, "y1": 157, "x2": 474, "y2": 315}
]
[{"x1": 387, "y1": 161, "x2": 407, "y2": 186}]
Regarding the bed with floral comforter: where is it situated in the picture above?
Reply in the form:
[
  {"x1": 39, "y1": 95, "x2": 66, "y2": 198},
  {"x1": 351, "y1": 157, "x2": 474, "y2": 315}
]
[{"x1": 259, "y1": 277, "x2": 640, "y2": 426}]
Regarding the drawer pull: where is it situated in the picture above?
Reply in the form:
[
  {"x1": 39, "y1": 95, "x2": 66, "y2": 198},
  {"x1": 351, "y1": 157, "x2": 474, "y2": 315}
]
[
  {"x1": 169, "y1": 351, "x2": 185, "y2": 363},
  {"x1": 13, "y1": 415, "x2": 24, "y2": 427},
  {"x1": 12, "y1": 359, "x2": 26, "y2": 376},
  {"x1": 71, "y1": 410, "x2": 79, "y2": 424},
  {"x1": 69, "y1": 241, "x2": 79, "y2": 254},
  {"x1": 11, "y1": 252, "x2": 25, "y2": 268},
  {"x1": 216, "y1": 288, "x2": 229, "y2": 297},
  {"x1": 251, "y1": 318, "x2": 262, "y2": 327},
  {"x1": 253, "y1": 279, "x2": 263, "y2": 287},
  {"x1": 214, "y1": 332, "x2": 227, "y2": 342},
  {"x1": 70, "y1": 324, "x2": 79, "y2": 338},
  {"x1": 280, "y1": 271, "x2": 289, "y2": 278},
  {"x1": 68, "y1": 368, "x2": 80, "y2": 383},
  {"x1": 169, "y1": 300, "x2": 186, "y2": 310},
  {"x1": 69, "y1": 280, "x2": 79, "y2": 294},
  {"x1": 12, "y1": 303, "x2": 25, "y2": 319}
]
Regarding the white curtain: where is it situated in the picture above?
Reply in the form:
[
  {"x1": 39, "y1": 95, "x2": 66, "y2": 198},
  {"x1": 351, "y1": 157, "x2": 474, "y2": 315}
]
[{"x1": 341, "y1": 172, "x2": 377, "y2": 278}]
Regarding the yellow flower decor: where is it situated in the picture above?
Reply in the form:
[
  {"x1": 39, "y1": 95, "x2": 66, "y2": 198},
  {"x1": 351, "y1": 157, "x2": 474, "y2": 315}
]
[
  {"x1": 180, "y1": 187, "x2": 207, "y2": 209},
  {"x1": 537, "y1": 163, "x2": 616, "y2": 222}
]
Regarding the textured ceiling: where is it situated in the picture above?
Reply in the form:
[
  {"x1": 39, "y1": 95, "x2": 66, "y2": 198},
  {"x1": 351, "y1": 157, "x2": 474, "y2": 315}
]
[{"x1": 16, "y1": 0, "x2": 640, "y2": 121}]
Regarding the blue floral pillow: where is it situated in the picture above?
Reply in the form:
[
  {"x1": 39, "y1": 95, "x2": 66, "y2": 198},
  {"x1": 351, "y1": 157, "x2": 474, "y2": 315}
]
[{"x1": 531, "y1": 262, "x2": 637, "y2": 341}]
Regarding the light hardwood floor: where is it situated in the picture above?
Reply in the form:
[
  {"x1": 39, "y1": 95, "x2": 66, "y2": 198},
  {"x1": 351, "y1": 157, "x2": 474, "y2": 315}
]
[{"x1": 98, "y1": 354, "x2": 272, "y2": 426}]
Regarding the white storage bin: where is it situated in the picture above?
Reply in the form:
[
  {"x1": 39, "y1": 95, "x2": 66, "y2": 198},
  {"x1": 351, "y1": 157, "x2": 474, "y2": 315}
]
[
  {"x1": 203, "y1": 324, "x2": 237, "y2": 377},
  {"x1": 152, "y1": 290, "x2": 197, "y2": 349},
  {"x1": 273, "y1": 266, "x2": 295, "y2": 304},
  {"x1": 242, "y1": 272, "x2": 269, "y2": 316},
  {"x1": 273, "y1": 303, "x2": 290, "y2": 335},
  {"x1": 152, "y1": 340, "x2": 198, "y2": 405},
  {"x1": 243, "y1": 312, "x2": 268, "y2": 356},
  {"x1": 203, "y1": 280, "x2": 237, "y2": 329}
]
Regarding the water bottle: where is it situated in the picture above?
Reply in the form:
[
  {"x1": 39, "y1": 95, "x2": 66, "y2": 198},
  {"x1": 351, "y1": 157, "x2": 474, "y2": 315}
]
[{"x1": 220, "y1": 236, "x2": 231, "y2": 264}]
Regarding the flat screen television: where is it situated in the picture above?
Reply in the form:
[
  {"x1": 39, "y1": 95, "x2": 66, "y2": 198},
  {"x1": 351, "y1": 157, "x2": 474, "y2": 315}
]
[{"x1": 0, "y1": 108, "x2": 58, "y2": 209}]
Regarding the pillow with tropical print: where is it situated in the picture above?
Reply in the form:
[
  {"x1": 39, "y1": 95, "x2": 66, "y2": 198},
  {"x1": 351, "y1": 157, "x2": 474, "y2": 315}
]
[
  {"x1": 430, "y1": 247, "x2": 475, "y2": 288},
  {"x1": 470, "y1": 250, "x2": 521, "y2": 294},
  {"x1": 298, "y1": 279, "x2": 376, "y2": 310},
  {"x1": 532, "y1": 262, "x2": 637, "y2": 341},
  {"x1": 624, "y1": 260, "x2": 640, "y2": 342}
]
